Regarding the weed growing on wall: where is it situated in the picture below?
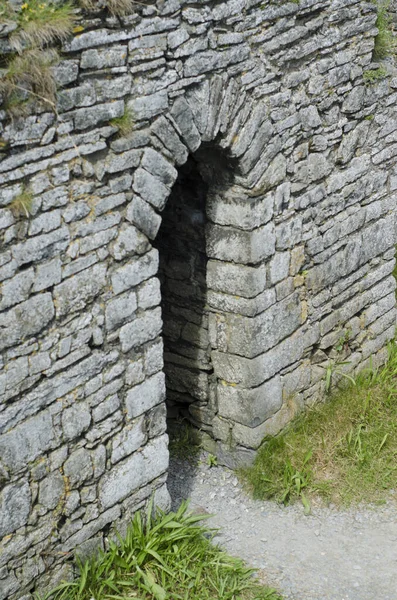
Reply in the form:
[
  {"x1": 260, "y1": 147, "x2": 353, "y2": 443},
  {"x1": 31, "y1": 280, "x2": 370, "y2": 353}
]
[
  {"x1": 38, "y1": 501, "x2": 282, "y2": 600},
  {"x1": 8, "y1": 189, "x2": 34, "y2": 217},
  {"x1": 109, "y1": 106, "x2": 135, "y2": 135},
  {"x1": 0, "y1": 48, "x2": 60, "y2": 114},
  {"x1": 242, "y1": 341, "x2": 397, "y2": 507},
  {"x1": 374, "y1": 1, "x2": 396, "y2": 59}
]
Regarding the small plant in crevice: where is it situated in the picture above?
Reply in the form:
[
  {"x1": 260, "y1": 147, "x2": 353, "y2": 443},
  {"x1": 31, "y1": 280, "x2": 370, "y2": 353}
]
[
  {"x1": 373, "y1": 1, "x2": 396, "y2": 59},
  {"x1": 363, "y1": 66, "x2": 389, "y2": 84},
  {"x1": 324, "y1": 360, "x2": 356, "y2": 394},
  {"x1": 109, "y1": 105, "x2": 135, "y2": 136},
  {"x1": 8, "y1": 189, "x2": 34, "y2": 218},
  {"x1": 207, "y1": 453, "x2": 218, "y2": 467},
  {"x1": 335, "y1": 329, "x2": 351, "y2": 354}
]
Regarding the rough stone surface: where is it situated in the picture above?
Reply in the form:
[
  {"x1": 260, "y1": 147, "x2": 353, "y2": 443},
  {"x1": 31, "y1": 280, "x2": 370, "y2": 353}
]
[{"x1": 0, "y1": 0, "x2": 397, "y2": 597}]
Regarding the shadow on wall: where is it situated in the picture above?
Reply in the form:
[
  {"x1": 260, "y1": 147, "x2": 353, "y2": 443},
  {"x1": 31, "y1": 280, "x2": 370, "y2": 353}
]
[{"x1": 154, "y1": 144, "x2": 236, "y2": 440}]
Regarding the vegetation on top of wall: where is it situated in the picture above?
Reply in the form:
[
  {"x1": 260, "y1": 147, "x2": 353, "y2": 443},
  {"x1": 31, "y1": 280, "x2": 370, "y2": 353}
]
[
  {"x1": 374, "y1": 0, "x2": 396, "y2": 59},
  {"x1": 241, "y1": 341, "x2": 397, "y2": 509},
  {"x1": 0, "y1": 0, "x2": 147, "y2": 117},
  {"x1": 38, "y1": 501, "x2": 282, "y2": 600}
]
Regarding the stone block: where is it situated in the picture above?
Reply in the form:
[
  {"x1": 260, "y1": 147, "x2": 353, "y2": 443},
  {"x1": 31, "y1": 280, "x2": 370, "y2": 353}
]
[
  {"x1": 151, "y1": 115, "x2": 188, "y2": 166},
  {"x1": 38, "y1": 472, "x2": 65, "y2": 510},
  {"x1": 212, "y1": 324, "x2": 320, "y2": 387},
  {"x1": 217, "y1": 376, "x2": 282, "y2": 427},
  {"x1": 206, "y1": 222, "x2": 275, "y2": 264},
  {"x1": 133, "y1": 168, "x2": 170, "y2": 211},
  {"x1": 54, "y1": 264, "x2": 107, "y2": 318},
  {"x1": 128, "y1": 90, "x2": 168, "y2": 121},
  {"x1": 0, "y1": 410, "x2": 55, "y2": 472},
  {"x1": 125, "y1": 372, "x2": 165, "y2": 419},
  {"x1": 119, "y1": 307, "x2": 162, "y2": 352},
  {"x1": 141, "y1": 148, "x2": 178, "y2": 187},
  {"x1": 110, "y1": 418, "x2": 147, "y2": 464},
  {"x1": 207, "y1": 260, "x2": 266, "y2": 298},
  {"x1": 99, "y1": 434, "x2": 169, "y2": 509},
  {"x1": 62, "y1": 402, "x2": 91, "y2": 441},
  {"x1": 212, "y1": 292, "x2": 301, "y2": 358},
  {"x1": 206, "y1": 190, "x2": 273, "y2": 230},
  {"x1": 63, "y1": 448, "x2": 93, "y2": 488},
  {"x1": 111, "y1": 248, "x2": 159, "y2": 295},
  {"x1": 105, "y1": 290, "x2": 137, "y2": 331},
  {"x1": 110, "y1": 225, "x2": 149, "y2": 261},
  {"x1": 0, "y1": 481, "x2": 31, "y2": 538}
]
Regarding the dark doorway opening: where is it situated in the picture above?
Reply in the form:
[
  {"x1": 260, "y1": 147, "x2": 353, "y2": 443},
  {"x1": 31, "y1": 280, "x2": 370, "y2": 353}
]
[{"x1": 155, "y1": 153, "x2": 216, "y2": 435}]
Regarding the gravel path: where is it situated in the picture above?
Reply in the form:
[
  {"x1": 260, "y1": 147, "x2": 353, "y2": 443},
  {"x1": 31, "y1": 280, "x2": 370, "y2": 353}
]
[{"x1": 167, "y1": 453, "x2": 397, "y2": 600}]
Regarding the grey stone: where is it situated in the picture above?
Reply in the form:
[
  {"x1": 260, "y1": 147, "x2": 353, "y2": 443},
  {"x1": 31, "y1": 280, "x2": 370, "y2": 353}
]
[
  {"x1": 38, "y1": 472, "x2": 65, "y2": 510},
  {"x1": 133, "y1": 168, "x2": 170, "y2": 211},
  {"x1": 105, "y1": 290, "x2": 137, "y2": 331},
  {"x1": 54, "y1": 264, "x2": 107, "y2": 318},
  {"x1": 0, "y1": 410, "x2": 55, "y2": 472},
  {"x1": 206, "y1": 222, "x2": 275, "y2": 264},
  {"x1": 109, "y1": 224, "x2": 149, "y2": 261},
  {"x1": 81, "y1": 46, "x2": 128, "y2": 70},
  {"x1": 111, "y1": 248, "x2": 159, "y2": 295},
  {"x1": 151, "y1": 116, "x2": 188, "y2": 166},
  {"x1": 125, "y1": 372, "x2": 166, "y2": 420},
  {"x1": 170, "y1": 97, "x2": 201, "y2": 152},
  {"x1": 62, "y1": 402, "x2": 91, "y2": 441},
  {"x1": 99, "y1": 435, "x2": 169, "y2": 509},
  {"x1": 0, "y1": 481, "x2": 31, "y2": 538},
  {"x1": 126, "y1": 195, "x2": 162, "y2": 240},
  {"x1": 207, "y1": 260, "x2": 267, "y2": 298},
  {"x1": 128, "y1": 91, "x2": 168, "y2": 121},
  {"x1": 0, "y1": 293, "x2": 54, "y2": 352},
  {"x1": 63, "y1": 448, "x2": 93, "y2": 487},
  {"x1": 74, "y1": 101, "x2": 125, "y2": 130},
  {"x1": 119, "y1": 307, "x2": 162, "y2": 352},
  {"x1": 110, "y1": 418, "x2": 147, "y2": 463},
  {"x1": 141, "y1": 148, "x2": 178, "y2": 187},
  {"x1": 218, "y1": 375, "x2": 282, "y2": 427}
]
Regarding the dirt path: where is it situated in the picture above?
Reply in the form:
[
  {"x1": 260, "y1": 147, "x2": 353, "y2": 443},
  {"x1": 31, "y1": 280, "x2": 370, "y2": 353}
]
[{"x1": 167, "y1": 454, "x2": 397, "y2": 600}]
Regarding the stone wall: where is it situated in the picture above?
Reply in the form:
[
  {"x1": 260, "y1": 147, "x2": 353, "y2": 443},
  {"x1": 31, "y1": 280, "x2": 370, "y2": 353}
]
[{"x1": 1, "y1": 0, "x2": 397, "y2": 597}]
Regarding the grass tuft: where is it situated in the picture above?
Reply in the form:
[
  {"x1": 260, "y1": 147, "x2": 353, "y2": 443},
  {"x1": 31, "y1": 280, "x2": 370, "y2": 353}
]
[
  {"x1": 37, "y1": 500, "x2": 282, "y2": 600},
  {"x1": 109, "y1": 105, "x2": 135, "y2": 135},
  {"x1": 79, "y1": 0, "x2": 140, "y2": 16},
  {"x1": 374, "y1": 1, "x2": 395, "y2": 59},
  {"x1": 10, "y1": 1, "x2": 76, "y2": 53},
  {"x1": 8, "y1": 189, "x2": 34, "y2": 218},
  {"x1": 241, "y1": 340, "x2": 397, "y2": 508},
  {"x1": 363, "y1": 66, "x2": 389, "y2": 84},
  {"x1": 0, "y1": 48, "x2": 60, "y2": 114}
]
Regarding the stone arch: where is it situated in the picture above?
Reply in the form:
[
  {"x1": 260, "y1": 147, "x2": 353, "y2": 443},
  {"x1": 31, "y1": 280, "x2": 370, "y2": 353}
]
[{"x1": 126, "y1": 76, "x2": 290, "y2": 466}]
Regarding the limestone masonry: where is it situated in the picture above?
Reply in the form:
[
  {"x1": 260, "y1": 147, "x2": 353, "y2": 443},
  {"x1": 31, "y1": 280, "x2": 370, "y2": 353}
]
[{"x1": 1, "y1": 0, "x2": 397, "y2": 597}]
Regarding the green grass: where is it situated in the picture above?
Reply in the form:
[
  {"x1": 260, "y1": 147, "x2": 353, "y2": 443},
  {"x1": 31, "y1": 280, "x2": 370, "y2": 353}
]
[
  {"x1": 242, "y1": 341, "x2": 397, "y2": 509},
  {"x1": 38, "y1": 501, "x2": 282, "y2": 600},
  {"x1": 363, "y1": 66, "x2": 389, "y2": 84},
  {"x1": 110, "y1": 106, "x2": 135, "y2": 136},
  {"x1": 374, "y1": 1, "x2": 395, "y2": 59},
  {"x1": 10, "y1": 1, "x2": 76, "y2": 52}
]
